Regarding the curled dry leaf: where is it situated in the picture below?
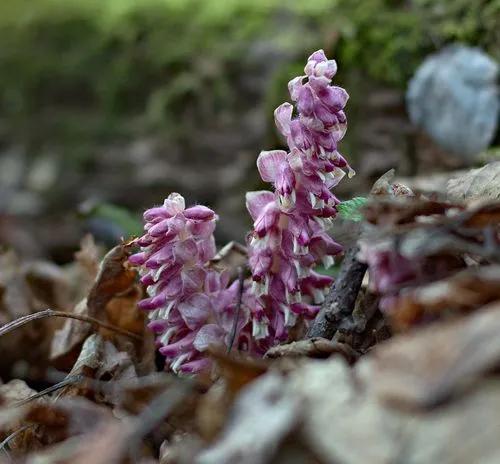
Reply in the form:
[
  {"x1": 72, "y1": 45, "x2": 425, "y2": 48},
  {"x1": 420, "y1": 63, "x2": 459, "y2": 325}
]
[
  {"x1": 396, "y1": 169, "x2": 467, "y2": 198},
  {"x1": 58, "y1": 334, "x2": 137, "y2": 401},
  {"x1": 389, "y1": 266, "x2": 500, "y2": 330},
  {"x1": 87, "y1": 244, "x2": 137, "y2": 317},
  {"x1": 447, "y1": 161, "x2": 500, "y2": 202},
  {"x1": 86, "y1": 243, "x2": 150, "y2": 367},
  {"x1": 50, "y1": 242, "x2": 149, "y2": 370},
  {"x1": 370, "y1": 169, "x2": 415, "y2": 198}
]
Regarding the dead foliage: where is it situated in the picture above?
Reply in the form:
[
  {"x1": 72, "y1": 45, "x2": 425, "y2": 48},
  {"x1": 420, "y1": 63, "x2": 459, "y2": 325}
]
[{"x1": 0, "y1": 163, "x2": 498, "y2": 463}]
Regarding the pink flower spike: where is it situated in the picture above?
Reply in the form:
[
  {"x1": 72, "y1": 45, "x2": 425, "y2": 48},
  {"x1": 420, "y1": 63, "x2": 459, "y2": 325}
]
[
  {"x1": 130, "y1": 192, "x2": 260, "y2": 374},
  {"x1": 246, "y1": 50, "x2": 350, "y2": 345},
  {"x1": 132, "y1": 51, "x2": 352, "y2": 376}
]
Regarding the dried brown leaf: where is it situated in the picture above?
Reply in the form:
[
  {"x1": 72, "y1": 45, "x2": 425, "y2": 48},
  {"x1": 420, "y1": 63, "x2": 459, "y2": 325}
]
[
  {"x1": 103, "y1": 284, "x2": 144, "y2": 338},
  {"x1": 210, "y1": 241, "x2": 247, "y2": 280},
  {"x1": 50, "y1": 242, "x2": 148, "y2": 368},
  {"x1": 209, "y1": 349, "x2": 268, "y2": 394},
  {"x1": 447, "y1": 161, "x2": 500, "y2": 202},
  {"x1": 198, "y1": 373, "x2": 301, "y2": 464},
  {"x1": 288, "y1": 358, "x2": 500, "y2": 464},
  {"x1": 363, "y1": 198, "x2": 456, "y2": 227},
  {"x1": 390, "y1": 266, "x2": 500, "y2": 330},
  {"x1": 13, "y1": 398, "x2": 121, "y2": 462},
  {"x1": 50, "y1": 299, "x2": 92, "y2": 368},
  {"x1": 87, "y1": 243, "x2": 137, "y2": 318},
  {"x1": 372, "y1": 302, "x2": 500, "y2": 408},
  {"x1": 58, "y1": 333, "x2": 137, "y2": 400},
  {"x1": 459, "y1": 201, "x2": 500, "y2": 228}
]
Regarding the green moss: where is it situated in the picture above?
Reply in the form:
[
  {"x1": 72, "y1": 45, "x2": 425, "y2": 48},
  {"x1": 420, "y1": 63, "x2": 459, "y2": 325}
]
[{"x1": 0, "y1": 0, "x2": 497, "y2": 158}]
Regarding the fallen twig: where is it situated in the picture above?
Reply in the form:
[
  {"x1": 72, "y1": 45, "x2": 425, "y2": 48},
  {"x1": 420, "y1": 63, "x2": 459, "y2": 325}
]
[
  {"x1": 0, "y1": 425, "x2": 33, "y2": 457},
  {"x1": 14, "y1": 375, "x2": 84, "y2": 408},
  {"x1": 307, "y1": 245, "x2": 367, "y2": 340},
  {"x1": 265, "y1": 338, "x2": 360, "y2": 364},
  {"x1": 0, "y1": 309, "x2": 142, "y2": 341}
]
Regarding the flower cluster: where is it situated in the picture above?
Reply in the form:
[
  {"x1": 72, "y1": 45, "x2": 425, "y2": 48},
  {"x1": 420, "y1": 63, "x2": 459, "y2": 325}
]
[
  {"x1": 246, "y1": 50, "x2": 350, "y2": 343},
  {"x1": 130, "y1": 50, "x2": 352, "y2": 372},
  {"x1": 129, "y1": 193, "x2": 254, "y2": 374}
]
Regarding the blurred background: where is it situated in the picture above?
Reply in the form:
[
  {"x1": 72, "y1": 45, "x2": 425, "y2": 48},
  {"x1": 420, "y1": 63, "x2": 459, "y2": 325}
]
[{"x1": 0, "y1": 0, "x2": 498, "y2": 263}]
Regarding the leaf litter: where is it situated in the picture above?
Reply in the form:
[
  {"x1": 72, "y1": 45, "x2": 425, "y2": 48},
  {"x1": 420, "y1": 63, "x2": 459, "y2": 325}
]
[{"x1": 0, "y1": 164, "x2": 498, "y2": 463}]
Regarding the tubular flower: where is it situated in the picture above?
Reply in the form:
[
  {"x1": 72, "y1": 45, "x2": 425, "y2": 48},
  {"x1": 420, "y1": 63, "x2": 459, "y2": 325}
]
[
  {"x1": 130, "y1": 193, "x2": 254, "y2": 374},
  {"x1": 246, "y1": 50, "x2": 350, "y2": 343}
]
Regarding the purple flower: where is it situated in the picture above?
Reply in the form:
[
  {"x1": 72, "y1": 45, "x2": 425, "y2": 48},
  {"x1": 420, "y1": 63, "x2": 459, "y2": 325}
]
[
  {"x1": 130, "y1": 193, "x2": 255, "y2": 374},
  {"x1": 130, "y1": 51, "x2": 354, "y2": 374},
  {"x1": 246, "y1": 50, "x2": 351, "y2": 343}
]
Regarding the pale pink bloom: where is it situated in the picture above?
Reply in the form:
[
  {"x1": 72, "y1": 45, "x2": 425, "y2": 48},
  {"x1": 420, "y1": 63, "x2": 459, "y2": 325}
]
[
  {"x1": 246, "y1": 50, "x2": 351, "y2": 343},
  {"x1": 130, "y1": 193, "x2": 254, "y2": 374}
]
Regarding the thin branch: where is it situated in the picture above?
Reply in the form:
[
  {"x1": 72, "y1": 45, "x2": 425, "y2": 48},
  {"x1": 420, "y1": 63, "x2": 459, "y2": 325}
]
[
  {"x1": 0, "y1": 309, "x2": 142, "y2": 341},
  {"x1": 14, "y1": 375, "x2": 84, "y2": 408},
  {"x1": 227, "y1": 267, "x2": 245, "y2": 353},
  {"x1": 307, "y1": 245, "x2": 367, "y2": 340},
  {"x1": 0, "y1": 425, "x2": 33, "y2": 456}
]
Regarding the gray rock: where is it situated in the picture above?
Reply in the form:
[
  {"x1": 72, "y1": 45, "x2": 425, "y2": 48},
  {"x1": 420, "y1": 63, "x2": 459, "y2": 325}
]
[{"x1": 407, "y1": 44, "x2": 499, "y2": 161}]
